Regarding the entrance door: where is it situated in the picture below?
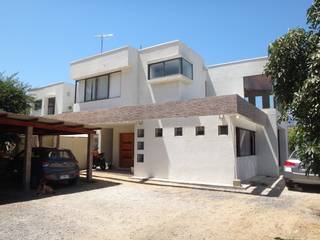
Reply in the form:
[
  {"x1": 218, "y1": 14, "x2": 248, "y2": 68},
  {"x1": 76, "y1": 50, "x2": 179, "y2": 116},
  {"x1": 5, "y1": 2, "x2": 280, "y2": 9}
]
[{"x1": 119, "y1": 133, "x2": 134, "y2": 168}]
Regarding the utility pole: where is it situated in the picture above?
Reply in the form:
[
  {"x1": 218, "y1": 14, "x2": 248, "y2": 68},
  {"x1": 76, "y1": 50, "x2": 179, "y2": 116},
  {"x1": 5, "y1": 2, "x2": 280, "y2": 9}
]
[{"x1": 94, "y1": 33, "x2": 114, "y2": 54}]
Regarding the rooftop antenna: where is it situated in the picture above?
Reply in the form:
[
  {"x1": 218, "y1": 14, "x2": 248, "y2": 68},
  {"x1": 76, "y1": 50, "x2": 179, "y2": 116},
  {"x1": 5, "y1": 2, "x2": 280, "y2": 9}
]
[{"x1": 94, "y1": 33, "x2": 114, "y2": 54}]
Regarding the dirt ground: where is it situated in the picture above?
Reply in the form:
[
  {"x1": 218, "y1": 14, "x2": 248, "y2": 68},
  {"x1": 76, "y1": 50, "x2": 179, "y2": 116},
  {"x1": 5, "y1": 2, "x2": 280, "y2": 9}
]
[{"x1": 0, "y1": 171, "x2": 319, "y2": 240}]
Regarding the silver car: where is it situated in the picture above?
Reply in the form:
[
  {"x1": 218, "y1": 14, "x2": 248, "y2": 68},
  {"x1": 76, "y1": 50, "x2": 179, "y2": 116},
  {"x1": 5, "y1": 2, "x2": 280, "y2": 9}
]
[{"x1": 283, "y1": 151, "x2": 320, "y2": 188}]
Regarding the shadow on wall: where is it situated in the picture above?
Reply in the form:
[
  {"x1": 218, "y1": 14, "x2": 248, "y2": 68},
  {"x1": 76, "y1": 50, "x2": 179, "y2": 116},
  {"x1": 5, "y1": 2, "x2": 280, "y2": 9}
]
[
  {"x1": 256, "y1": 116, "x2": 279, "y2": 177},
  {"x1": 205, "y1": 71, "x2": 216, "y2": 97}
]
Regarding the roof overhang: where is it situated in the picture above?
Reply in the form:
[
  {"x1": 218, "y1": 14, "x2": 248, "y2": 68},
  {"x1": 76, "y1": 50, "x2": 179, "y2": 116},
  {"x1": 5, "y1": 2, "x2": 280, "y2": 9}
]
[{"x1": 50, "y1": 95, "x2": 268, "y2": 127}]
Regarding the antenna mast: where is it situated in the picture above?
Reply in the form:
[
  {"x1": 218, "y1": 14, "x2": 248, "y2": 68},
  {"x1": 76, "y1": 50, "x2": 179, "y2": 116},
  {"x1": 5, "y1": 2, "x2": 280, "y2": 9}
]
[{"x1": 94, "y1": 33, "x2": 114, "y2": 54}]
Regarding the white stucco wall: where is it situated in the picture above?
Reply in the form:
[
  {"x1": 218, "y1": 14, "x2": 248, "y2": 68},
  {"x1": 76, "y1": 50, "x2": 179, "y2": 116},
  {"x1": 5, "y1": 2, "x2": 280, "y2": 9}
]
[
  {"x1": 29, "y1": 82, "x2": 74, "y2": 116},
  {"x1": 206, "y1": 57, "x2": 267, "y2": 97},
  {"x1": 134, "y1": 115, "x2": 236, "y2": 186},
  {"x1": 230, "y1": 116, "x2": 258, "y2": 181},
  {"x1": 137, "y1": 41, "x2": 206, "y2": 104},
  {"x1": 72, "y1": 41, "x2": 208, "y2": 112},
  {"x1": 100, "y1": 128, "x2": 113, "y2": 162},
  {"x1": 72, "y1": 47, "x2": 139, "y2": 112},
  {"x1": 255, "y1": 109, "x2": 280, "y2": 177}
]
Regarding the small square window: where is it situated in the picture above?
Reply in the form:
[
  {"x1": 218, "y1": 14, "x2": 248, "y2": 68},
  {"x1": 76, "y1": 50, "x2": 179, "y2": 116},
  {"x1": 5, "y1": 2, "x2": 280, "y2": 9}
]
[
  {"x1": 137, "y1": 129, "x2": 144, "y2": 138},
  {"x1": 218, "y1": 125, "x2": 228, "y2": 135},
  {"x1": 137, "y1": 154, "x2": 144, "y2": 162},
  {"x1": 155, "y1": 128, "x2": 163, "y2": 137},
  {"x1": 196, "y1": 126, "x2": 205, "y2": 136},
  {"x1": 137, "y1": 141, "x2": 144, "y2": 150},
  {"x1": 174, "y1": 127, "x2": 183, "y2": 136}
]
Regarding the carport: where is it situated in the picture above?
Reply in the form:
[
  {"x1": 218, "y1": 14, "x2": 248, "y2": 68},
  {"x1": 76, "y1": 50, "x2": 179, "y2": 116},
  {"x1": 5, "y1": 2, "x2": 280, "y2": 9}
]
[{"x1": 0, "y1": 111, "x2": 97, "y2": 190}]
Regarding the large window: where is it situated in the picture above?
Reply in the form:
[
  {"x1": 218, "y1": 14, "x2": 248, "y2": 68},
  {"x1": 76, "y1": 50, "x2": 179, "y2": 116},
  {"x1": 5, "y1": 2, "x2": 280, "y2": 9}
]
[
  {"x1": 148, "y1": 58, "x2": 193, "y2": 80},
  {"x1": 47, "y1": 97, "x2": 55, "y2": 115},
  {"x1": 96, "y1": 75, "x2": 109, "y2": 99},
  {"x1": 236, "y1": 128, "x2": 255, "y2": 157},
  {"x1": 75, "y1": 71, "x2": 121, "y2": 103}
]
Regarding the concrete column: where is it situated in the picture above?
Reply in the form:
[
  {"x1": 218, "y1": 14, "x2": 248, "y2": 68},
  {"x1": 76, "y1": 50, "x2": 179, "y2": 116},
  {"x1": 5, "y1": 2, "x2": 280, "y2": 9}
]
[
  {"x1": 262, "y1": 94, "x2": 270, "y2": 109},
  {"x1": 248, "y1": 96, "x2": 256, "y2": 106},
  {"x1": 55, "y1": 135, "x2": 60, "y2": 148},
  {"x1": 23, "y1": 126, "x2": 33, "y2": 190},
  {"x1": 86, "y1": 133, "x2": 94, "y2": 181},
  {"x1": 38, "y1": 135, "x2": 43, "y2": 147}
]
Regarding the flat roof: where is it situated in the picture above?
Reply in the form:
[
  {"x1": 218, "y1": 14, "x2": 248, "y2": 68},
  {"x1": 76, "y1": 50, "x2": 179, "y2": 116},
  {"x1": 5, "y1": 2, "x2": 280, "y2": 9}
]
[
  {"x1": 207, "y1": 56, "x2": 268, "y2": 69},
  {"x1": 29, "y1": 82, "x2": 73, "y2": 92},
  {"x1": 0, "y1": 111, "x2": 96, "y2": 135}
]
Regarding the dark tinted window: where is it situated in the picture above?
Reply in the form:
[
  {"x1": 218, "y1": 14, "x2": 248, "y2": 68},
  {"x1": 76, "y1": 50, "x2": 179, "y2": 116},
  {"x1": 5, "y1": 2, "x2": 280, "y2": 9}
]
[
  {"x1": 218, "y1": 125, "x2": 228, "y2": 135},
  {"x1": 155, "y1": 128, "x2": 163, "y2": 137},
  {"x1": 182, "y1": 59, "x2": 193, "y2": 79},
  {"x1": 137, "y1": 129, "x2": 144, "y2": 138},
  {"x1": 47, "y1": 97, "x2": 55, "y2": 115},
  {"x1": 164, "y1": 59, "x2": 181, "y2": 76},
  {"x1": 174, "y1": 127, "x2": 183, "y2": 136},
  {"x1": 149, "y1": 62, "x2": 164, "y2": 79},
  {"x1": 236, "y1": 128, "x2": 255, "y2": 156},
  {"x1": 34, "y1": 100, "x2": 42, "y2": 111},
  {"x1": 196, "y1": 126, "x2": 205, "y2": 136},
  {"x1": 137, "y1": 142, "x2": 144, "y2": 150},
  {"x1": 148, "y1": 58, "x2": 193, "y2": 80},
  {"x1": 137, "y1": 154, "x2": 144, "y2": 162}
]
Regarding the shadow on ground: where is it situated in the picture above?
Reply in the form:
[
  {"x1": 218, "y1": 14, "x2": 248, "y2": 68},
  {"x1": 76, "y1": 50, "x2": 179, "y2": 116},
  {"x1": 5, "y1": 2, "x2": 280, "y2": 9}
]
[
  {"x1": 288, "y1": 184, "x2": 320, "y2": 194},
  {"x1": 0, "y1": 177, "x2": 121, "y2": 205},
  {"x1": 92, "y1": 171, "x2": 287, "y2": 198}
]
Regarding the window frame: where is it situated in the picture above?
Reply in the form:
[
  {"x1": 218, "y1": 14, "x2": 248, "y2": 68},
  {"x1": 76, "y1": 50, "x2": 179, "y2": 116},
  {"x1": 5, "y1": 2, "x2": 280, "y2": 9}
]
[
  {"x1": 137, "y1": 141, "x2": 144, "y2": 150},
  {"x1": 137, "y1": 154, "x2": 144, "y2": 163},
  {"x1": 137, "y1": 129, "x2": 144, "y2": 138},
  {"x1": 236, "y1": 127, "x2": 256, "y2": 157},
  {"x1": 34, "y1": 99, "x2": 42, "y2": 111},
  {"x1": 174, "y1": 127, "x2": 183, "y2": 136},
  {"x1": 148, "y1": 57, "x2": 193, "y2": 80},
  {"x1": 218, "y1": 125, "x2": 228, "y2": 135},
  {"x1": 155, "y1": 128, "x2": 163, "y2": 137},
  {"x1": 47, "y1": 97, "x2": 55, "y2": 115},
  {"x1": 195, "y1": 126, "x2": 205, "y2": 136},
  {"x1": 75, "y1": 71, "x2": 121, "y2": 103}
]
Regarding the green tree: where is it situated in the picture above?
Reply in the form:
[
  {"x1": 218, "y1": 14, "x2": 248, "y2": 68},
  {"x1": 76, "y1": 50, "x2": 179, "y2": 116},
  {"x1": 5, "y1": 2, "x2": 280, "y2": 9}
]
[
  {"x1": 0, "y1": 72, "x2": 34, "y2": 114},
  {"x1": 265, "y1": 0, "x2": 320, "y2": 175},
  {"x1": 287, "y1": 127, "x2": 298, "y2": 154}
]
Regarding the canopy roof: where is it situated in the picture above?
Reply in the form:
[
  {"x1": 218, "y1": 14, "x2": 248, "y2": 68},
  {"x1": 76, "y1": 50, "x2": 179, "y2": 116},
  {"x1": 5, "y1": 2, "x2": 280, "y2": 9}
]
[{"x1": 0, "y1": 111, "x2": 96, "y2": 135}]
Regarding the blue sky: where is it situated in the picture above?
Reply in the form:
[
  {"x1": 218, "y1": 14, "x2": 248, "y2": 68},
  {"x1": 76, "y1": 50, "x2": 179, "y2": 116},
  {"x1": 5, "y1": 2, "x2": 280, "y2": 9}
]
[{"x1": 0, "y1": 0, "x2": 312, "y2": 88}]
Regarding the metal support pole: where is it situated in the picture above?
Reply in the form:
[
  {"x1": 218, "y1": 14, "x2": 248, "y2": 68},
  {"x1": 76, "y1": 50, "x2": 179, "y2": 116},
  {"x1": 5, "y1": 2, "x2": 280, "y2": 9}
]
[
  {"x1": 86, "y1": 133, "x2": 94, "y2": 181},
  {"x1": 23, "y1": 126, "x2": 33, "y2": 190}
]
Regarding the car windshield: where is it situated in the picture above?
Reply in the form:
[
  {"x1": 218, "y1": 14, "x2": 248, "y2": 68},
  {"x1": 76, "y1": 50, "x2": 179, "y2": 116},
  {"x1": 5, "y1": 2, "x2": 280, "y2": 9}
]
[{"x1": 48, "y1": 150, "x2": 73, "y2": 160}]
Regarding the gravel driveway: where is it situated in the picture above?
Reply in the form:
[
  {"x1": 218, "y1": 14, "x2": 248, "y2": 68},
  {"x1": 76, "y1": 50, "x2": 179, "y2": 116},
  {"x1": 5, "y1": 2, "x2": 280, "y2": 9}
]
[{"x1": 0, "y1": 171, "x2": 319, "y2": 240}]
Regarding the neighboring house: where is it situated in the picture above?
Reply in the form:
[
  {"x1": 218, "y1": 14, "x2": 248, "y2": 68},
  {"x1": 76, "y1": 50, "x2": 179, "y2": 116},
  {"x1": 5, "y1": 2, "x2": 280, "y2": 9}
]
[
  {"x1": 29, "y1": 82, "x2": 74, "y2": 116},
  {"x1": 53, "y1": 40, "x2": 288, "y2": 187}
]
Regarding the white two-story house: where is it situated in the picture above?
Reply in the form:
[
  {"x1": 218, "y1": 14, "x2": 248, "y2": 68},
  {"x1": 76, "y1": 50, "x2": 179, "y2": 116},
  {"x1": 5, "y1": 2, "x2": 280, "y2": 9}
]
[
  {"x1": 29, "y1": 82, "x2": 74, "y2": 116},
  {"x1": 53, "y1": 40, "x2": 288, "y2": 187}
]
